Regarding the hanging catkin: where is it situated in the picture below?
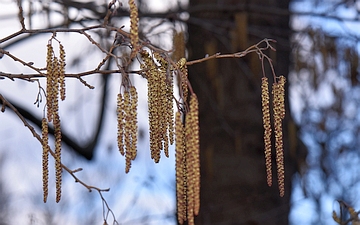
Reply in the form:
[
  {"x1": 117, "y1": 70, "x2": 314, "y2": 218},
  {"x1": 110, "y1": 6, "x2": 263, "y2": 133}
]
[
  {"x1": 261, "y1": 77, "x2": 272, "y2": 187},
  {"x1": 41, "y1": 117, "x2": 49, "y2": 203}
]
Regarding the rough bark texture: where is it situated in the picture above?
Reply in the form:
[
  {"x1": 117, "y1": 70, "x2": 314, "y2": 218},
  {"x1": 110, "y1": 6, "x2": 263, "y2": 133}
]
[{"x1": 186, "y1": 0, "x2": 297, "y2": 224}]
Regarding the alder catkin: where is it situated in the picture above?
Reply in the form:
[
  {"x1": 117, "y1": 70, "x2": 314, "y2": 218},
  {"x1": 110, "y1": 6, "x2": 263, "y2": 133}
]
[
  {"x1": 175, "y1": 111, "x2": 186, "y2": 224},
  {"x1": 261, "y1": 77, "x2": 272, "y2": 187},
  {"x1": 41, "y1": 117, "x2": 49, "y2": 203},
  {"x1": 117, "y1": 93, "x2": 125, "y2": 156},
  {"x1": 185, "y1": 94, "x2": 200, "y2": 225},
  {"x1": 59, "y1": 43, "x2": 66, "y2": 101},
  {"x1": 129, "y1": 0, "x2": 139, "y2": 58},
  {"x1": 272, "y1": 81, "x2": 285, "y2": 197},
  {"x1": 129, "y1": 86, "x2": 138, "y2": 161},
  {"x1": 123, "y1": 90, "x2": 132, "y2": 173},
  {"x1": 54, "y1": 113, "x2": 62, "y2": 202},
  {"x1": 46, "y1": 44, "x2": 54, "y2": 122},
  {"x1": 177, "y1": 58, "x2": 188, "y2": 101}
]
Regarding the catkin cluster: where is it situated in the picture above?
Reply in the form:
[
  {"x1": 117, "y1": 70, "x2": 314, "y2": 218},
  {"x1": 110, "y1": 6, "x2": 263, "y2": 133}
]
[
  {"x1": 42, "y1": 41, "x2": 66, "y2": 203},
  {"x1": 141, "y1": 50, "x2": 174, "y2": 163},
  {"x1": 261, "y1": 75, "x2": 286, "y2": 197},
  {"x1": 128, "y1": 0, "x2": 139, "y2": 59},
  {"x1": 117, "y1": 86, "x2": 138, "y2": 173},
  {"x1": 175, "y1": 94, "x2": 200, "y2": 225}
]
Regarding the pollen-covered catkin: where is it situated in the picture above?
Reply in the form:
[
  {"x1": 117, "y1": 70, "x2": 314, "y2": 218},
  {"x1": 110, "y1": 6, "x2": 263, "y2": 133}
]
[
  {"x1": 185, "y1": 94, "x2": 200, "y2": 225},
  {"x1": 129, "y1": 0, "x2": 139, "y2": 59},
  {"x1": 46, "y1": 44, "x2": 54, "y2": 122},
  {"x1": 54, "y1": 113, "x2": 62, "y2": 203},
  {"x1": 123, "y1": 90, "x2": 132, "y2": 173},
  {"x1": 42, "y1": 118, "x2": 49, "y2": 203},
  {"x1": 177, "y1": 58, "x2": 188, "y2": 101},
  {"x1": 117, "y1": 93, "x2": 125, "y2": 156},
  {"x1": 175, "y1": 111, "x2": 186, "y2": 224},
  {"x1": 261, "y1": 77, "x2": 272, "y2": 187},
  {"x1": 272, "y1": 81, "x2": 285, "y2": 197},
  {"x1": 59, "y1": 43, "x2": 66, "y2": 101},
  {"x1": 129, "y1": 86, "x2": 138, "y2": 161}
]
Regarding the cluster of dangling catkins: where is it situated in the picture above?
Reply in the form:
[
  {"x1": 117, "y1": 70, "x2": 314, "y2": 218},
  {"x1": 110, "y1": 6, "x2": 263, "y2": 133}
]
[
  {"x1": 117, "y1": 86, "x2": 138, "y2": 173},
  {"x1": 261, "y1": 75, "x2": 286, "y2": 197},
  {"x1": 42, "y1": 40, "x2": 66, "y2": 203}
]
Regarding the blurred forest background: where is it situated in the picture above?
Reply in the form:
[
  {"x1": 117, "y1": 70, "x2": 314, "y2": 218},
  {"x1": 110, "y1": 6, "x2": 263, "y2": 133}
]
[{"x1": 1, "y1": 0, "x2": 360, "y2": 224}]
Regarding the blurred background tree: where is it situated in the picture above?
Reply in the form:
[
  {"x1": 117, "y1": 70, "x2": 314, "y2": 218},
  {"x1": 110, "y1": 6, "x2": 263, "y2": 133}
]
[{"x1": 2, "y1": 0, "x2": 360, "y2": 224}]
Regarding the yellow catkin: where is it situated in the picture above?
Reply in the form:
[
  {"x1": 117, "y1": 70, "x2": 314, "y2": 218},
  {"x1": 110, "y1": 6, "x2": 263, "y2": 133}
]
[
  {"x1": 261, "y1": 77, "x2": 272, "y2": 187},
  {"x1": 272, "y1": 81, "x2": 285, "y2": 197},
  {"x1": 129, "y1": 86, "x2": 138, "y2": 161},
  {"x1": 117, "y1": 93, "x2": 125, "y2": 156},
  {"x1": 59, "y1": 43, "x2": 66, "y2": 101},
  {"x1": 46, "y1": 44, "x2": 54, "y2": 122},
  {"x1": 172, "y1": 31, "x2": 185, "y2": 62},
  {"x1": 41, "y1": 117, "x2": 49, "y2": 203},
  {"x1": 177, "y1": 58, "x2": 188, "y2": 101},
  {"x1": 185, "y1": 109, "x2": 194, "y2": 225},
  {"x1": 184, "y1": 94, "x2": 200, "y2": 225},
  {"x1": 54, "y1": 113, "x2": 62, "y2": 203},
  {"x1": 124, "y1": 90, "x2": 132, "y2": 173},
  {"x1": 175, "y1": 111, "x2": 186, "y2": 224},
  {"x1": 191, "y1": 94, "x2": 200, "y2": 216},
  {"x1": 129, "y1": 0, "x2": 139, "y2": 59}
]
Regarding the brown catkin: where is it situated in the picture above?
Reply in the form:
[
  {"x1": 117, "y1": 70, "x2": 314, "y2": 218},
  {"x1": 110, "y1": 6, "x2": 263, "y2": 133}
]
[
  {"x1": 184, "y1": 94, "x2": 200, "y2": 225},
  {"x1": 175, "y1": 111, "x2": 186, "y2": 224},
  {"x1": 129, "y1": 0, "x2": 139, "y2": 59},
  {"x1": 272, "y1": 82, "x2": 285, "y2": 197},
  {"x1": 177, "y1": 58, "x2": 188, "y2": 101},
  {"x1": 190, "y1": 94, "x2": 200, "y2": 216},
  {"x1": 46, "y1": 44, "x2": 54, "y2": 122},
  {"x1": 124, "y1": 90, "x2": 132, "y2": 173},
  {"x1": 41, "y1": 117, "x2": 49, "y2": 203},
  {"x1": 117, "y1": 93, "x2": 125, "y2": 156},
  {"x1": 59, "y1": 43, "x2": 66, "y2": 101},
  {"x1": 54, "y1": 113, "x2": 62, "y2": 202},
  {"x1": 261, "y1": 77, "x2": 272, "y2": 187},
  {"x1": 129, "y1": 86, "x2": 138, "y2": 161}
]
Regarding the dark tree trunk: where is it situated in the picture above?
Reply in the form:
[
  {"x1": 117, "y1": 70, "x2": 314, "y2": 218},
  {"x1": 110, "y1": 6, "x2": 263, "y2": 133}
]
[{"x1": 186, "y1": 0, "x2": 298, "y2": 224}]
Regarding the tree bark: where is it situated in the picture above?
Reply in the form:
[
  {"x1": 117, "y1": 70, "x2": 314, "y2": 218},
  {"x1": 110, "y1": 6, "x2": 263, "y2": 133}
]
[{"x1": 186, "y1": 0, "x2": 297, "y2": 224}]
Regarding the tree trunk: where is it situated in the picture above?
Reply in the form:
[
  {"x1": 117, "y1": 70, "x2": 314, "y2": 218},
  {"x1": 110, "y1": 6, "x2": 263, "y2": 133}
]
[{"x1": 186, "y1": 0, "x2": 297, "y2": 224}]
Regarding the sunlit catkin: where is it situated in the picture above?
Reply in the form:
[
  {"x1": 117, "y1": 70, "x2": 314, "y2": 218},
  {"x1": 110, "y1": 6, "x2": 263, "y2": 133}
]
[
  {"x1": 175, "y1": 111, "x2": 186, "y2": 224},
  {"x1": 185, "y1": 94, "x2": 200, "y2": 225},
  {"x1": 272, "y1": 81, "x2": 285, "y2": 197},
  {"x1": 54, "y1": 113, "x2": 62, "y2": 202},
  {"x1": 177, "y1": 58, "x2": 188, "y2": 101},
  {"x1": 41, "y1": 117, "x2": 49, "y2": 203},
  {"x1": 129, "y1": 86, "x2": 138, "y2": 161},
  {"x1": 261, "y1": 77, "x2": 272, "y2": 187},
  {"x1": 123, "y1": 90, "x2": 132, "y2": 173},
  {"x1": 46, "y1": 44, "x2": 54, "y2": 122},
  {"x1": 59, "y1": 43, "x2": 66, "y2": 101},
  {"x1": 128, "y1": 0, "x2": 139, "y2": 59},
  {"x1": 117, "y1": 93, "x2": 125, "y2": 156}
]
